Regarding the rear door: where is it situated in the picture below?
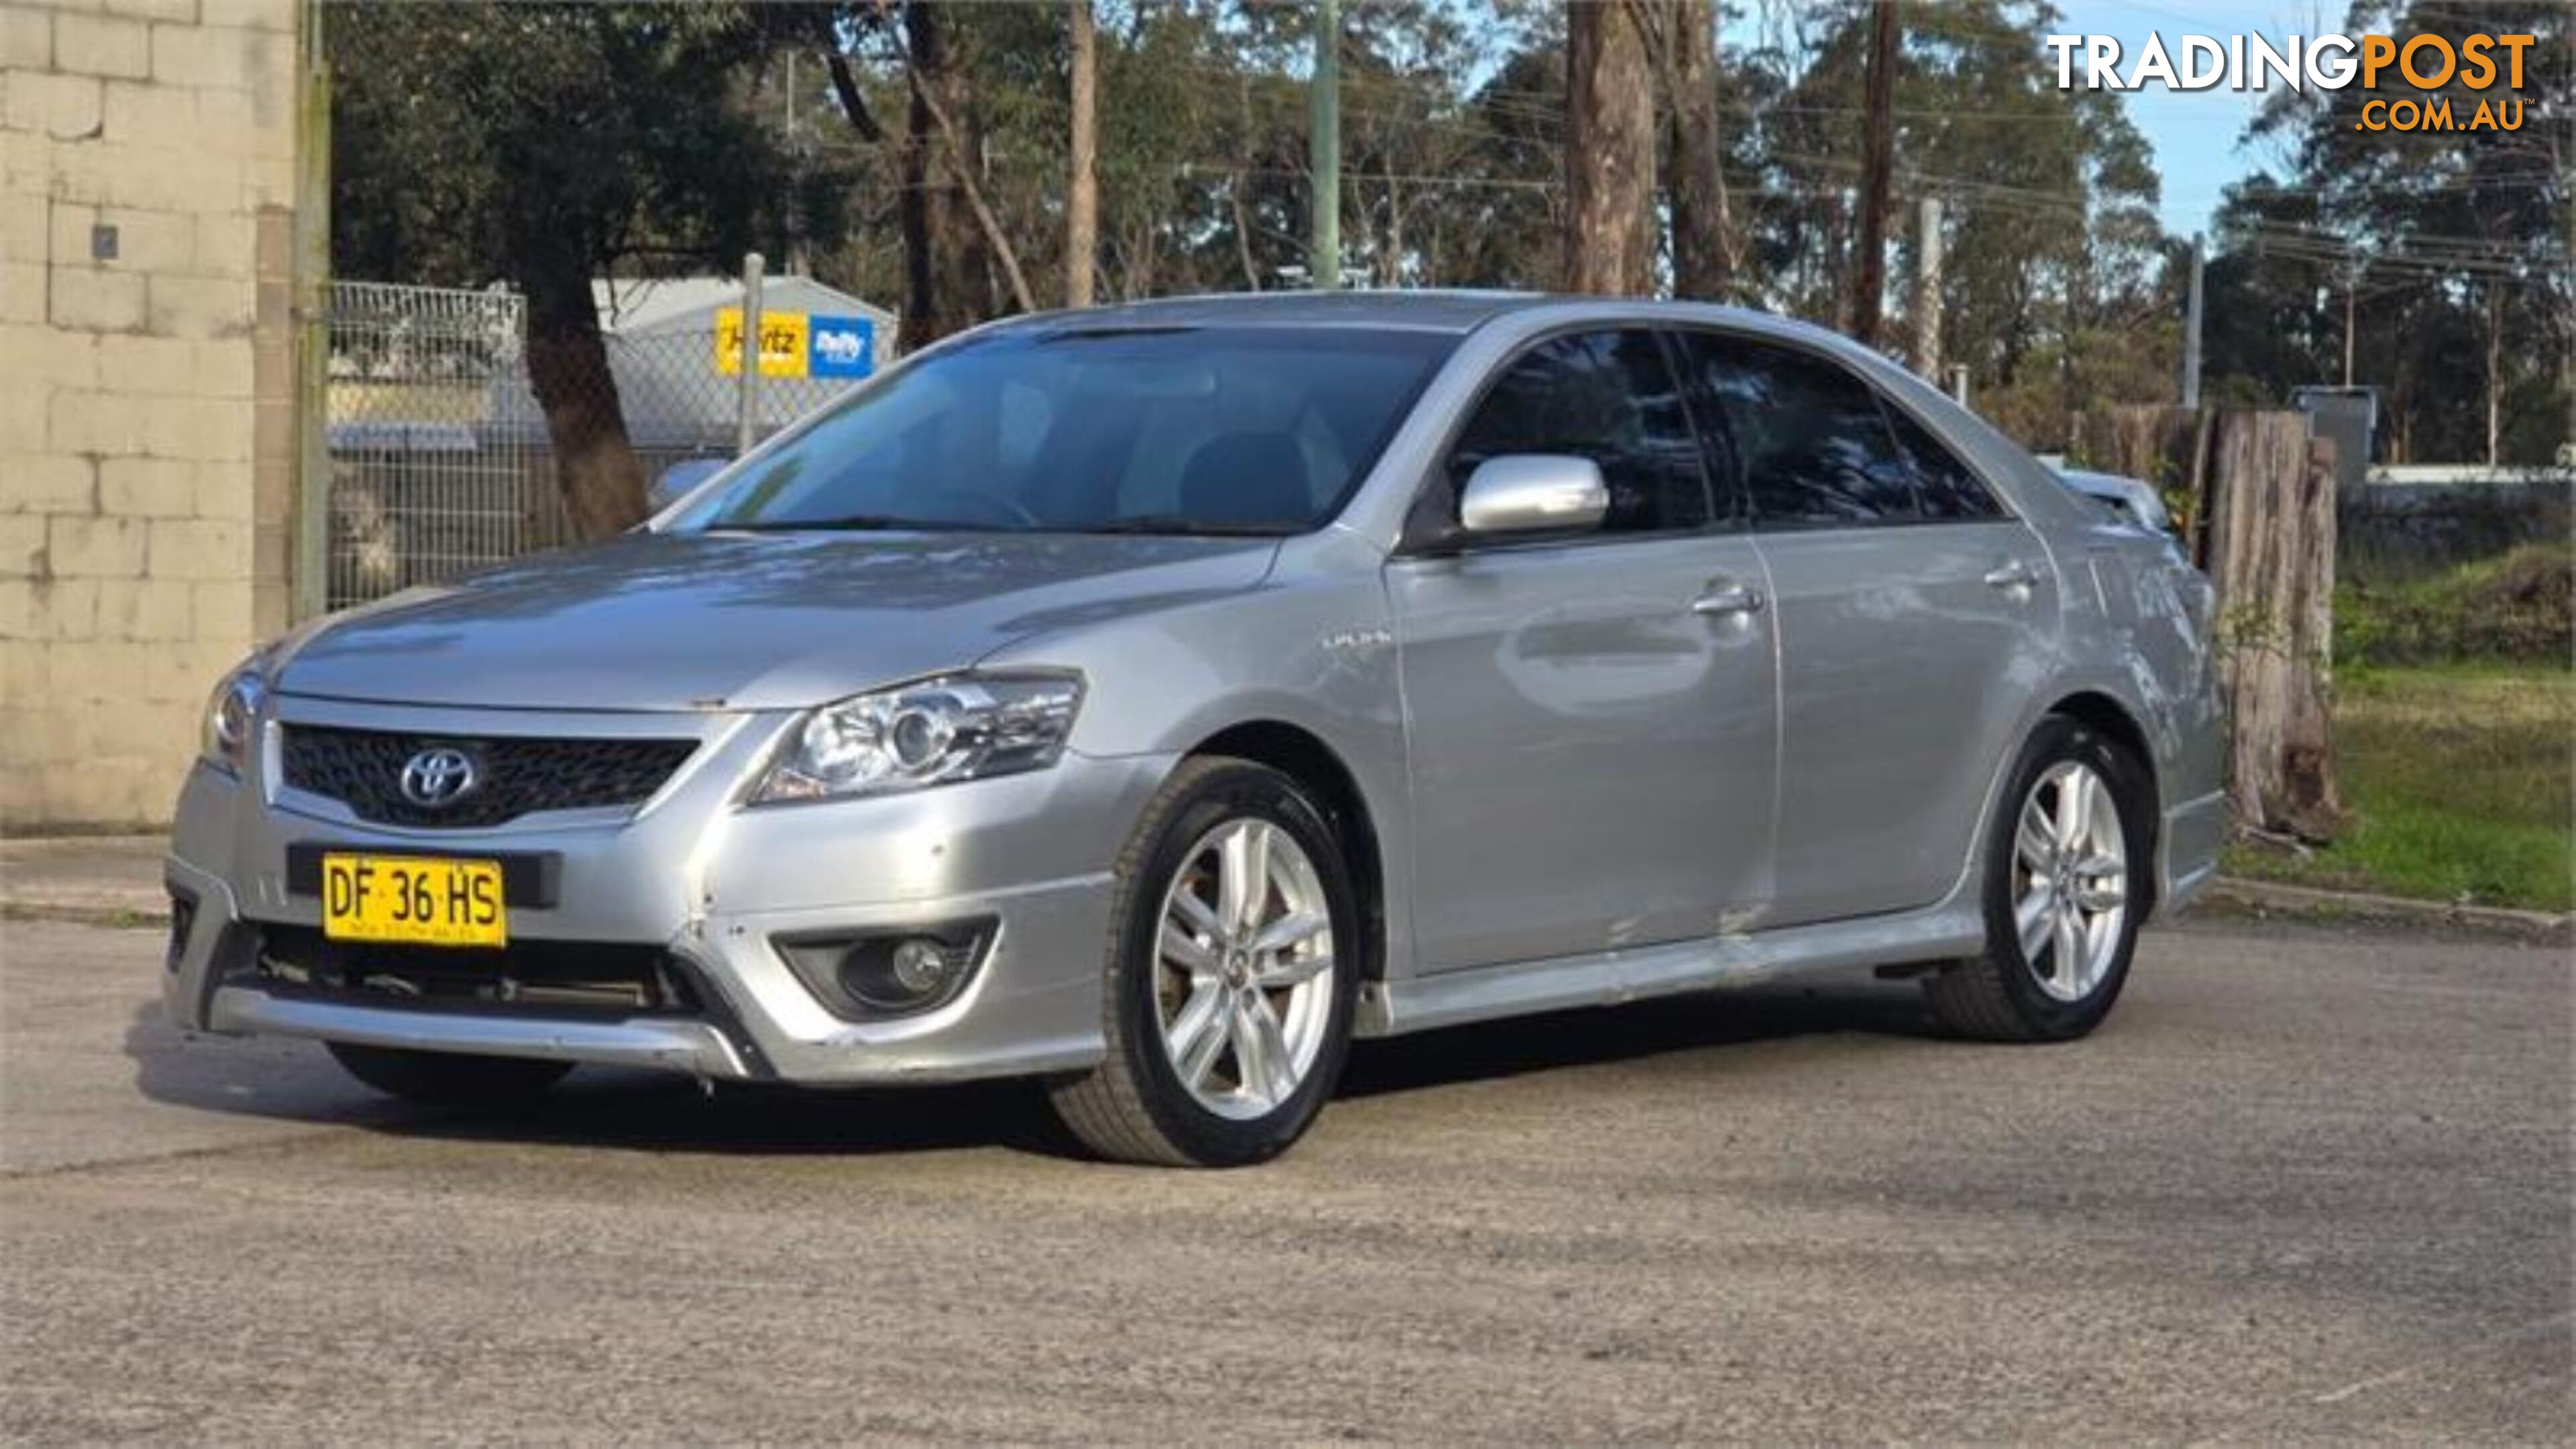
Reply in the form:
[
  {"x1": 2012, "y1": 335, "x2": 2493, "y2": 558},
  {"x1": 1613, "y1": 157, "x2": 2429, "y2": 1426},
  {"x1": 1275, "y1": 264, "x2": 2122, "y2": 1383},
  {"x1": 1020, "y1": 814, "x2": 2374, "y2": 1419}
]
[
  {"x1": 1671, "y1": 329, "x2": 2056, "y2": 927},
  {"x1": 1388, "y1": 329, "x2": 1778, "y2": 972}
]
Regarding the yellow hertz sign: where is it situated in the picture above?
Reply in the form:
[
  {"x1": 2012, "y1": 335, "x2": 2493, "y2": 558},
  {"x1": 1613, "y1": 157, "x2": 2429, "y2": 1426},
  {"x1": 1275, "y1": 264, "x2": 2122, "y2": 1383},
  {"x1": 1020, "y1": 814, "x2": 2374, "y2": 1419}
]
[{"x1": 715, "y1": 307, "x2": 811, "y2": 378}]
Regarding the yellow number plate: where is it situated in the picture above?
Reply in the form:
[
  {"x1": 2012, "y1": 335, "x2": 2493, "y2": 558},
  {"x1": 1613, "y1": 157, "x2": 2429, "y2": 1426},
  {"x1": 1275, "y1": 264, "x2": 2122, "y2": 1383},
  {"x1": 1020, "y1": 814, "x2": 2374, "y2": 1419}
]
[{"x1": 321, "y1": 853, "x2": 508, "y2": 947}]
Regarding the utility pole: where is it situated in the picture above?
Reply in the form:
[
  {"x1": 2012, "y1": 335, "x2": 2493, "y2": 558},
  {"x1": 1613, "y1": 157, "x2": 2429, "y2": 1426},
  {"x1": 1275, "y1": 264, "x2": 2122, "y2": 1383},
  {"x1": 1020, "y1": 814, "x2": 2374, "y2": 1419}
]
[
  {"x1": 1850, "y1": 0, "x2": 1899, "y2": 345},
  {"x1": 1066, "y1": 0, "x2": 1097, "y2": 307},
  {"x1": 735, "y1": 252, "x2": 764, "y2": 458},
  {"x1": 2181, "y1": 231, "x2": 2204, "y2": 411},
  {"x1": 1913, "y1": 195, "x2": 1942, "y2": 377},
  {"x1": 1309, "y1": 0, "x2": 1340, "y2": 290},
  {"x1": 2342, "y1": 257, "x2": 2359, "y2": 388}
]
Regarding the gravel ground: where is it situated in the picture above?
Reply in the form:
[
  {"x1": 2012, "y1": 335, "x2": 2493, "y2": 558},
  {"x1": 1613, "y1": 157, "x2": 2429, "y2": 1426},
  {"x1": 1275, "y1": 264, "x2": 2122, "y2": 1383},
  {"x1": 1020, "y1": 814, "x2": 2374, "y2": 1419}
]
[{"x1": 1, "y1": 914, "x2": 2567, "y2": 1442}]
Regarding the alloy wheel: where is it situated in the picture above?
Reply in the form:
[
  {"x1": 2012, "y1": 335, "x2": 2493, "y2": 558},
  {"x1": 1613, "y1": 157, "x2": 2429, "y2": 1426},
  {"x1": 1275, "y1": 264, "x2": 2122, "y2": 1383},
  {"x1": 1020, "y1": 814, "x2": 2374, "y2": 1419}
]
[
  {"x1": 1152, "y1": 818, "x2": 1338, "y2": 1120},
  {"x1": 2012, "y1": 759, "x2": 2129, "y2": 1002}
]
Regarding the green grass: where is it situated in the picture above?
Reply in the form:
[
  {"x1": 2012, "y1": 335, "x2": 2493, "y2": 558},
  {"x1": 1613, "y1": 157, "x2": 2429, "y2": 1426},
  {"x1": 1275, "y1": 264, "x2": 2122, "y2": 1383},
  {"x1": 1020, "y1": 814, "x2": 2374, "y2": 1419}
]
[{"x1": 2224, "y1": 664, "x2": 2575, "y2": 912}]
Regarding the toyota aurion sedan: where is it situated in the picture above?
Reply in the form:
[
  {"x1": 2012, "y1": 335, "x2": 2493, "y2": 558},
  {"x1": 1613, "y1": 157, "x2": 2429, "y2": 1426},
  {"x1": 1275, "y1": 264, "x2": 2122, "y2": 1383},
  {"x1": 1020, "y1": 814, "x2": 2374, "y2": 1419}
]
[{"x1": 167, "y1": 293, "x2": 2224, "y2": 1166}]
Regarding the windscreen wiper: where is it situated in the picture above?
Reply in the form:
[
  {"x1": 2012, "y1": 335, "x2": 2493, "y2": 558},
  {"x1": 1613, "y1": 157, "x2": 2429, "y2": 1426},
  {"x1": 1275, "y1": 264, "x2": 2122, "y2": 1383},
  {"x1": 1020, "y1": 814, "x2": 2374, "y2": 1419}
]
[
  {"x1": 712, "y1": 515, "x2": 1014, "y2": 533},
  {"x1": 1071, "y1": 515, "x2": 1295, "y2": 537}
]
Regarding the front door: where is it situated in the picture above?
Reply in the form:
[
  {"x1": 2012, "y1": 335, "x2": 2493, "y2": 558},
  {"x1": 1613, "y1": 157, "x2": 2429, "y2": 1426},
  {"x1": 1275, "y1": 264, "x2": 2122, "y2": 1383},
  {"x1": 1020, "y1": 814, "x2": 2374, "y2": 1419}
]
[{"x1": 1389, "y1": 329, "x2": 1779, "y2": 973}]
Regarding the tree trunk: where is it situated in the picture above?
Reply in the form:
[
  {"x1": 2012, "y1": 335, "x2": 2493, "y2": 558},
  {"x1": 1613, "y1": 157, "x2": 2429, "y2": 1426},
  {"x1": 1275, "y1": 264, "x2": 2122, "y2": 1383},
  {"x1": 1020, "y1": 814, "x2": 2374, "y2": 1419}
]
[
  {"x1": 1381, "y1": 176, "x2": 1404, "y2": 286},
  {"x1": 905, "y1": 56, "x2": 1034, "y2": 315},
  {"x1": 2204, "y1": 413, "x2": 2340, "y2": 842},
  {"x1": 1662, "y1": 0, "x2": 1731, "y2": 301},
  {"x1": 1849, "y1": 0, "x2": 1898, "y2": 344},
  {"x1": 1564, "y1": 0, "x2": 1656, "y2": 296},
  {"x1": 519, "y1": 257, "x2": 647, "y2": 540},
  {"x1": 1230, "y1": 175, "x2": 1263, "y2": 291},
  {"x1": 1065, "y1": 0, "x2": 1097, "y2": 308},
  {"x1": 899, "y1": 1, "x2": 993, "y2": 350},
  {"x1": 1231, "y1": 76, "x2": 1263, "y2": 291}
]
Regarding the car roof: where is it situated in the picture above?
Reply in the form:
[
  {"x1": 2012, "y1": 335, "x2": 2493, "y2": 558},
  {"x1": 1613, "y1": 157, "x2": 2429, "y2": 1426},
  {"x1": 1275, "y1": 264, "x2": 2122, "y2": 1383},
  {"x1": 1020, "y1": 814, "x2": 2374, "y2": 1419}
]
[
  {"x1": 1003, "y1": 289, "x2": 1546, "y2": 334},
  {"x1": 1000, "y1": 289, "x2": 1815, "y2": 338}
]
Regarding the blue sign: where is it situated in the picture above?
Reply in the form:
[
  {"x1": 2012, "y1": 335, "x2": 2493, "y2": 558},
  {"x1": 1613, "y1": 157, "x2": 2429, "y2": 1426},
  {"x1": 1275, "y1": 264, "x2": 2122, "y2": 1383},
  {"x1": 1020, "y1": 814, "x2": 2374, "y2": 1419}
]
[{"x1": 809, "y1": 315, "x2": 876, "y2": 379}]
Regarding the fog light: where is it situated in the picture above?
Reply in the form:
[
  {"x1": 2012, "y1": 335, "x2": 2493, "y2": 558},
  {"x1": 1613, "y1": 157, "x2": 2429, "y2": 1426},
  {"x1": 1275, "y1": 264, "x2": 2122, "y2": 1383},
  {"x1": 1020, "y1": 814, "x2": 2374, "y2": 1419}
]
[
  {"x1": 772, "y1": 919, "x2": 994, "y2": 1022},
  {"x1": 889, "y1": 937, "x2": 956, "y2": 996}
]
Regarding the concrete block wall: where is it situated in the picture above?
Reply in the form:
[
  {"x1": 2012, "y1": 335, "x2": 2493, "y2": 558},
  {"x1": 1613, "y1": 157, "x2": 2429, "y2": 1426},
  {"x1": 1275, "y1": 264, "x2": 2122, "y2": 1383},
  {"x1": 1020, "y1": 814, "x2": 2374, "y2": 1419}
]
[{"x1": 1, "y1": 0, "x2": 299, "y2": 829}]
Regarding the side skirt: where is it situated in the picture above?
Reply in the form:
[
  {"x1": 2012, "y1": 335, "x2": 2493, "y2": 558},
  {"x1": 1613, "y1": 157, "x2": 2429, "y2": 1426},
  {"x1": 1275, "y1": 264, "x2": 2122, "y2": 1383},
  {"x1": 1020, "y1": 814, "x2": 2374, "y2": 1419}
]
[{"x1": 1354, "y1": 901, "x2": 1987, "y2": 1039}]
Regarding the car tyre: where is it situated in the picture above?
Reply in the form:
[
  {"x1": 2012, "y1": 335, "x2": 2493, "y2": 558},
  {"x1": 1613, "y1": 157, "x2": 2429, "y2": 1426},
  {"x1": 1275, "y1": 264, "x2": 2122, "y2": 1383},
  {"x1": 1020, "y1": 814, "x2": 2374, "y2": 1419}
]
[
  {"x1": 1048, "y1": 757, "x2": 1360, "y2": 1167},
  {"x1": 1925, "y1": 716, "x2": 2149, "y2": 1042},
  {"x1": 326, "y1": 1043, "x2": 573, "y2": 1106}
]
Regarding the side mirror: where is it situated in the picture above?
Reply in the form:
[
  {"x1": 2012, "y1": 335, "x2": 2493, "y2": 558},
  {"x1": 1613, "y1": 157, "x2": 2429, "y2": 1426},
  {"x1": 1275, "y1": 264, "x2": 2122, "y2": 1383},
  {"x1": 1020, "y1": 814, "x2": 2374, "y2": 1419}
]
[{"x1": 1457, "y1": 455, "x2": 1609, "y2": 537}]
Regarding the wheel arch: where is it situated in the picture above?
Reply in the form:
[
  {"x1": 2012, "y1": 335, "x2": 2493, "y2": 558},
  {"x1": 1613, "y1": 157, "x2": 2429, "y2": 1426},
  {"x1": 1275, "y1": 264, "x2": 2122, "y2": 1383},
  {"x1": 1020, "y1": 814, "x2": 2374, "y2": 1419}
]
[{"x1": 1184, "y1": 720, "x2": 1387, "y2": 983}]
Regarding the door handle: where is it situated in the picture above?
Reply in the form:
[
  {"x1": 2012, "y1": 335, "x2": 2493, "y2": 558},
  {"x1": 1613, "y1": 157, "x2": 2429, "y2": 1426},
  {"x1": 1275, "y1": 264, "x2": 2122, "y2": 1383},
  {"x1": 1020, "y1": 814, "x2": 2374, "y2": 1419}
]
[
  {"x1": 1983, "y1": 560, "x2": 2042, "y2": 590},
  {"x1": 1690, "y1": 583, "x2": 1766, "y2": 618}
]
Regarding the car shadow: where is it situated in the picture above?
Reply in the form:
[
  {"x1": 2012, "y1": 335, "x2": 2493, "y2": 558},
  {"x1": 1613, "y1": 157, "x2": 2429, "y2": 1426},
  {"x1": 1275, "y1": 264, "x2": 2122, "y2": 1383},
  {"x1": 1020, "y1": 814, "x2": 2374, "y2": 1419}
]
[
  {"x1": 1339, "y1": 976, "x2": 1939, "y2": 1099},
  {"x1": 124, "y1": 977, "x2": 1943, "y2": 1161}
]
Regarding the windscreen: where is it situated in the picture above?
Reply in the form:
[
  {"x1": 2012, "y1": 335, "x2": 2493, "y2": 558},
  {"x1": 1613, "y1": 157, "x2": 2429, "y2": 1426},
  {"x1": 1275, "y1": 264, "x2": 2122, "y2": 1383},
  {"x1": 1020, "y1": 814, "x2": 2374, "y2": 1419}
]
[{"x1": 669, "y1": 325, "x2": 1456, "y2": 537}]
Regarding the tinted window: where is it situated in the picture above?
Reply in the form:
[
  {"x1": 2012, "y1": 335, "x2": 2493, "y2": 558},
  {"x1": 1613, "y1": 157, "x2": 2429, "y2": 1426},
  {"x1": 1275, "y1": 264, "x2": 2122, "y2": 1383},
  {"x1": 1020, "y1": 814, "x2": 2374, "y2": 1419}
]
[
  {"x1": 1674, "y1": 333, "x2": 1917, "y2": 526},
  {"x1": 1446, "y1": 330, "x2": 1711, "y2": 535},
  {"x1": 1884, "y1": 405, "x2": 2005, "y2": 519},
  {"x1": 674, "y1": 326, "x2": 1454, "y2": 536}
]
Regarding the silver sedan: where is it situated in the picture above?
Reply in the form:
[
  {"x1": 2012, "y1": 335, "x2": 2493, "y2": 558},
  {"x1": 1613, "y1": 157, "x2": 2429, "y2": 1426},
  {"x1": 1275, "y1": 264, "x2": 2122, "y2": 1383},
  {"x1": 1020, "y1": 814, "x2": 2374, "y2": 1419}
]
[{"x1": 167, "y1": 293, "x2": 2225, "y2": 1165}]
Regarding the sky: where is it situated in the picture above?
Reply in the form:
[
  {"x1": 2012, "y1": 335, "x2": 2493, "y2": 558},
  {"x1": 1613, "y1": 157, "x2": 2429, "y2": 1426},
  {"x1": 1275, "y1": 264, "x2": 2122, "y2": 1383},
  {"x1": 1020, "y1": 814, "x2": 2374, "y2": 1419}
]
[{"x1": 2069, "y1": 0, "x2": 2356, "y2": 237}]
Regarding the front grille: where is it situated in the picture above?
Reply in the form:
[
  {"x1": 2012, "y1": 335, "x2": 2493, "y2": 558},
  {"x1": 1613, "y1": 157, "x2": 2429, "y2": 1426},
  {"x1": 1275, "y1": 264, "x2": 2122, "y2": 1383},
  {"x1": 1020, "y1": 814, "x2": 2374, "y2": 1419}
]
[
  {"x1": 281, "y1": 725, "x2": 697, "y2": 828},
  {"x1": 248, "y1": 924, "x2": 700, "y2": 1016}
]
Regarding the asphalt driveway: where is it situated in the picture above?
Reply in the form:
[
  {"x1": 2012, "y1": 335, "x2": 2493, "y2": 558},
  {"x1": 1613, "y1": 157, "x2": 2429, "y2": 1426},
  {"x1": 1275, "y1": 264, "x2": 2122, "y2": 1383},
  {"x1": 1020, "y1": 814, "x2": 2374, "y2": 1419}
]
[{"x1": 1, "y1": 914, "x2": 2566, "y2": 1441}]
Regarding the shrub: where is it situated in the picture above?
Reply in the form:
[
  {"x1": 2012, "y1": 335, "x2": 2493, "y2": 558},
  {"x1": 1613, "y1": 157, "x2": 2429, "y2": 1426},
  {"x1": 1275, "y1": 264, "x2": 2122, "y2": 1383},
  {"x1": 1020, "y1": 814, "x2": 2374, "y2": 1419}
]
[{"x1": 2339, "y1": 541, "x2": 2575, "y2": 667}]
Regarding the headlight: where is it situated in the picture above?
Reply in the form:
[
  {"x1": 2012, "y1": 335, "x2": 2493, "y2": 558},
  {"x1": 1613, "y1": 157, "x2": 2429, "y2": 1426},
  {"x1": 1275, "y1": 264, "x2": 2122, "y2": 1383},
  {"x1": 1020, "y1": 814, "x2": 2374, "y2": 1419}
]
[
  {"x1": 749, "y1": 672, "x2": 1083, "y2": 804},
  {"x1": 200, "y1": 664, "x2": 266, "y2": 775}
]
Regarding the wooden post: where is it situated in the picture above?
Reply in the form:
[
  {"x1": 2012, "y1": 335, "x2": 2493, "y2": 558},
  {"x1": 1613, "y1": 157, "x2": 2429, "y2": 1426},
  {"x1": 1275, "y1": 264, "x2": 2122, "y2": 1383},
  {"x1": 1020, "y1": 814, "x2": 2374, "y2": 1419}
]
[{"x1": 2204, "y1": 414, "x2": 2341, "y2": 841}]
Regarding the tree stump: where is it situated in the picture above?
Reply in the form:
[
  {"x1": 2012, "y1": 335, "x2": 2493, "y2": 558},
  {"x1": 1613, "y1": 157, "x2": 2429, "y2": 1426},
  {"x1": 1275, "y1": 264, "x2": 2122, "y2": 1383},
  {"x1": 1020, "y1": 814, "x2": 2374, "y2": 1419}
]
[{"x1": 2204, "y1": 415, "x2": 2341, "y2": 841}]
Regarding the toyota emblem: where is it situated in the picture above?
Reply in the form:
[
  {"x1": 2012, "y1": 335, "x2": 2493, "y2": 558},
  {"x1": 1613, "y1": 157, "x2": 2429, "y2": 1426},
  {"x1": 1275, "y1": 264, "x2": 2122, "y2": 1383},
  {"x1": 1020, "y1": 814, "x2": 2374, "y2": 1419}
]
[{"x1": 398, "y1": 746, "x2": 481, "y2": 808}]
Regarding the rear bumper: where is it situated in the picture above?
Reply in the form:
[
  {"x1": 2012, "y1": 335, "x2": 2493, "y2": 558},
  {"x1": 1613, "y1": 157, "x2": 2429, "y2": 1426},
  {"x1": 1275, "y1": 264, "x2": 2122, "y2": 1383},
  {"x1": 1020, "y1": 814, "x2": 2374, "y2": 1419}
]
[
  {"x1": 2156, "y1": 788, "x2": 2226, "y2": 916},
  {"x1": 165, "y1": 699, "x2": 1171, "y2": 1086}
]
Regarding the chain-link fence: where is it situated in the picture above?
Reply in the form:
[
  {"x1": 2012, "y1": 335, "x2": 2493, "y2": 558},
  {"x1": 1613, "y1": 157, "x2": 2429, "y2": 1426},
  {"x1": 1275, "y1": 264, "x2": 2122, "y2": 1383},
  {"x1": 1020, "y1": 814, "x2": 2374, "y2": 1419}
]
[
  {"x1": 490, "y1": 326, "x2": 865, "y2": 504},
  {"x1": 325, "y1": 281, "x2": 555, "y2": 609},
  {"x1": 324, "y1": 280, "x2": 877, "y2": 609}
]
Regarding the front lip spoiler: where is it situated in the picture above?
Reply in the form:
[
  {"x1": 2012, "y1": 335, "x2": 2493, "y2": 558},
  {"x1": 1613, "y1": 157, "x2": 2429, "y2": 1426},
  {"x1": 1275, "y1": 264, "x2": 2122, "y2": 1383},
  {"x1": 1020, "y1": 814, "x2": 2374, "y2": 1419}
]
[{"x1": 206, "y1": 986, "x2": 757, "y2": 1081}]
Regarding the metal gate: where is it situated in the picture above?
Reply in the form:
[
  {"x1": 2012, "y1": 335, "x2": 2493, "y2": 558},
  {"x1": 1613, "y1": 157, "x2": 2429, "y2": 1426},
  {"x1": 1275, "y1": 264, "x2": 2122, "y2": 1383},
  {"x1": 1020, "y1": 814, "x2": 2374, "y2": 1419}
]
[{"x1": 323, "y1": 281, "x2": 559, "y2": 609}]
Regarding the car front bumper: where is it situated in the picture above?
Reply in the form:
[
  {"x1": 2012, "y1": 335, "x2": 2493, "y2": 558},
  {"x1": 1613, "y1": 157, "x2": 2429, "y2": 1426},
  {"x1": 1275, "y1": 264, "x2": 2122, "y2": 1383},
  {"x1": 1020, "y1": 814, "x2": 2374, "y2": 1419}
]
[{"x1": 164, "y1": 694, "x2": 1171, "y2": 1086}]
